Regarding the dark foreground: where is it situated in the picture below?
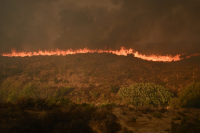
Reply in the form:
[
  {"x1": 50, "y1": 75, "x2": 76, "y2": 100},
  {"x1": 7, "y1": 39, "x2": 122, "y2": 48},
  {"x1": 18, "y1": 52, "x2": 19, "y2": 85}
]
[{"x1": 0, "y1": 98, "x2": 200, "y2": 133}]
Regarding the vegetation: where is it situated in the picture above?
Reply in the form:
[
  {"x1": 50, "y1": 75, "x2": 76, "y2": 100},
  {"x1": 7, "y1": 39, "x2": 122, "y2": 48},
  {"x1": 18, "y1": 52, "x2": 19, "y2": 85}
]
[
  {"x1": 132, "y1": 117, "x2": 137, "y2": 122},
  {"x1": 53, "y1": 86, "x2": 72, "y2": 98},
  {"x1": 99, "y1": 101, "x2": 116, "y2": 109},
  {"x1": 89, "y1": 89, "x2": 99, "y2": 99},
  {"x1": 118, "y1": 83, "x2": 173, "y2": 108},
  {"x1": 0, "y1": 78, "x2": 22, "y2": 102},
  {"x1": 152, "y1": 112, "x2": 163, "y2": 119},
  {"x1": 0, "y1": 98, "x2": 121, "y2": 133},
  {"x1": 0, "y1": 55, "x2": 200, "y2": 132},
  {"x1": 110, "y1": 84, "x2": 120, "y2": 93},
  {"x1": 171, "y1": 116, "x2": 200, "y2": 133},
  {"x1": 169, "y1": 97, "x2": 181, "y2": 109},
  {"x1": 20, "y1": 82, "x2": 39, "y2": 98},
  {"x1": 178, "y1": 82, "x2": 200, "y2": 108},
  {"x1": 53, "y1": 77, "x2": 59, "y2": 84}
]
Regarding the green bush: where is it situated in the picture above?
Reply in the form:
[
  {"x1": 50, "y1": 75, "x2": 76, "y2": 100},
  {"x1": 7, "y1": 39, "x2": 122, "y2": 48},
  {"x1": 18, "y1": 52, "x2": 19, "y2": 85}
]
[
  {"x1": 77, "y1": 97, "x2": 81, "y2": 103},
  {"x1": 7, "y1": 90, "x2": 18, "y2": 102},
  {"x1": 0, "y1": 78, "x2": 22, "y2": 102},
  {"x1": 168, "y1": 97, "x2": 180, "y2": 109},
  {"x1": 20, "y1": 82, "x2": 39, "y2": 98},
  {"x1": 99, "y1": 101, "x2": 109, "y2": 108},
  {"x1": 53, "y1": 86, "x2": 71, "y2": 98},
  {"x1": 118, "y1": 83, "x2": 173, "y2": 108},
  {"x1": 178, "y1": 82, "x2": 200, "y2": 108}
]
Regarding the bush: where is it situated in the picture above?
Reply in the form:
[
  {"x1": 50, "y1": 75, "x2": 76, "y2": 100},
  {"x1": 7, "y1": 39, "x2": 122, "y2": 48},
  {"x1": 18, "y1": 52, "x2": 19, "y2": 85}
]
[
  {"x1": 0, "y1": 97, "x2": 123, "y2": 133},
  {"x1": 118, "y1": 83, "x2": 173, "y2": 108},
  {"x1": 152, "y1": 112, "x2": 163, "y2": 119},
  {"x1": 0, "y1": 78, "x2": 22, "y2": 102},
  {"x1": 16, "y1": 97, "x2": 36, "y2": 110},
  {"x1": 171, "y1": 116, "x2": 200, "y2": 133},
  {"x1": 132, "y1": 117, "x2": 137, "y2": 122},
  {"x1": 53, "y1": 86, "x2": 71, "y2": 98},
  {"x1": 169, "y1": 97, "x2": 180, "y2": 109},
  {"x1": 7, "y1": 90, "x2": 18, "y2": 102},
  {"x1": 10, "y1": 67, "x2": 23, "y2": 75},
  {"x1": 110, "y1": 85, "x2": 120, "y2": 93},
  {"x1": 47, "y1": 97, "x2": 72, "y2": 105},
  {"x1": 178, "y1": 82, "x2": 200, "y2": 108},
  {"x1": 53, "y1": 77, "x2": 59, "y2": 84},
  {"x1": 20, "y1": 82, "x2": 39, "y2": 98},
  {"x1": 100, "y1": 101, "x2": 109, "y2": 108},
  {"x1": 89, "y1": 89, "x2": 99, "y2": 98}
]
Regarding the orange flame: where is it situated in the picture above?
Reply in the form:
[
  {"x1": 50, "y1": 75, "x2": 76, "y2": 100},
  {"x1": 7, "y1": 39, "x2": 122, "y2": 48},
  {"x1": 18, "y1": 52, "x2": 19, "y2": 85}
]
[
  {"x1": 186, "y1": 53, "x2": 200, "y2": 58},
  {"x1": 1, "y1": 47, "x2": 182, "y2": 62}
]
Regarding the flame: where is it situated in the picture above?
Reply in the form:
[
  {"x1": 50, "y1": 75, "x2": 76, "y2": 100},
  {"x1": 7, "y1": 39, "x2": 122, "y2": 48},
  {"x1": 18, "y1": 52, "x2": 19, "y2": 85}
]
[
  {"x1": 186, "y1": 53, "x2": 200, "y2": 58},
  {"x1": 1, "y1": 47, "x2": 183, "y2": 62}
]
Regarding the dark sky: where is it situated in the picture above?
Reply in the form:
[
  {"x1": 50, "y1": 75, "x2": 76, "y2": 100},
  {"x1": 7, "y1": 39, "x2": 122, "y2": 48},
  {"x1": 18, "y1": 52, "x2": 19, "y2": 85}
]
[{"x1": 0, "y1": 0, "x2": 200, "y2": 55}]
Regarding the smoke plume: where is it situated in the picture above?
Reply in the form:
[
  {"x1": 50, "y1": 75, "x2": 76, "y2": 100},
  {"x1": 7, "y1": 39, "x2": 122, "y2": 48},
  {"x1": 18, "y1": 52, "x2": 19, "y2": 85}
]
[{"x1": 0, "y1": 0, "x2": 200, "y2": 55}]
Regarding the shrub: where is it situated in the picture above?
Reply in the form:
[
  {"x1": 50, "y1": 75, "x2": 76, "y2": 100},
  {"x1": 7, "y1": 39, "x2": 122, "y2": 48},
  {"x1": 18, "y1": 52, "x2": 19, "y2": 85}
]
[
  {"x1": 152, "y1": 112, "x2": 163, "y2": 119},
  {"x1": 47, "y1": 97, "x2": 72, "y2": 105},
  {"x1": 89, "y1": 90, "x2": 99, "y2": 98},
  {"x1": 168, "y1": 97, "x2": 180, "y2": 109},
  {"x1": 171, "y1": 116, "x2": 200, "y2": 133},
  {"x1": 118, "y1": 83, "x2": 173, "y2": 108},
  {"x1": 101, "y1": 119, "x2": 121, "y2": 133},
  {"x1": 10, "y1": 67, "x2": 23, "y2": 75},
  {"x1": 7, "y1": 90, "x2": 18, "y2": 102},
  {"x1": 172, "y1": 116, "x2": 181, "y2": 120},
  {"x1": 110, "y1": 84, "x2": 120, "y2": 93},
  {"x1": 0, "y1": 78, "x2": 22, "y2": 102},
  {"x1": 100, "y1": 101, "x2": 109, "y2": 108},
  {"x1": 101, "y1": 93, "x2": 106, "y2": 100},
  {"x1": 53, "y1": 86, "x2": 71, "y2": 98},
  {"x1": 16, "y1": 97, "x2": 36, "y2": 110},
  {"x1": 20, "y1": 82, "x2": 39, "y2": 98},
  {"x1": 178, "y1": 82, "x2": 200, "y2": 108},
  {"x1": 53, "y1": 77, "x2": 59, "y2": 84},
  {"x1": 132, "y1": 117, "x2": 137, "y2": 122},
  {"x1": 77, "y1": 97, "x2": 81, "y2": 103}
]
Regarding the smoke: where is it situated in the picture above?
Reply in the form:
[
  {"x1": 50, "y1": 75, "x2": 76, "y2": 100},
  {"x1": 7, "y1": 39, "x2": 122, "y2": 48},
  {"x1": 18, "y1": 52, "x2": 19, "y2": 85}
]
[{"x1": 0, "y1": 0, "x2": 200, "y2": 55}]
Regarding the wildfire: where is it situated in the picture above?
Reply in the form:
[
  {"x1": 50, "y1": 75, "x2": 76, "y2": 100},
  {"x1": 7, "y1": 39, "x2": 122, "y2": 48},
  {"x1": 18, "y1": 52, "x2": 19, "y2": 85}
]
[
  {"x1": 1, "y1": 47, "x2": 182, "y2": 62},
  {"x1": 186, "y1": 53, "x2": 200, "y2": 58}
]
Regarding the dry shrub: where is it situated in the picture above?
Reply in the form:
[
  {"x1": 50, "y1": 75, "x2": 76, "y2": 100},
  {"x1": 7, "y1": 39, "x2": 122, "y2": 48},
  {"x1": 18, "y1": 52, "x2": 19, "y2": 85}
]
[{"x1": 178, "y1": 82, "x2": 200, "y2": 108}]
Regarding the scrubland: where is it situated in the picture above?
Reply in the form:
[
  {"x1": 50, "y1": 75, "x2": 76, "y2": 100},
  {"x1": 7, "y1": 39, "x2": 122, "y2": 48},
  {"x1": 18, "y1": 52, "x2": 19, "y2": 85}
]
[{"x1": 0, "y1": 54, "x2": 200, "y2": 133}]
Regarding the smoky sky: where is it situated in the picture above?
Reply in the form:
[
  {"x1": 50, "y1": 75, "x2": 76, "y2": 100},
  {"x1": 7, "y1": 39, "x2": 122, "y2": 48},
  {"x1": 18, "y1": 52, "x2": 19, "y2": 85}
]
[{"x1": 0, "y1": 0, "x2": 200, "y2": 55}]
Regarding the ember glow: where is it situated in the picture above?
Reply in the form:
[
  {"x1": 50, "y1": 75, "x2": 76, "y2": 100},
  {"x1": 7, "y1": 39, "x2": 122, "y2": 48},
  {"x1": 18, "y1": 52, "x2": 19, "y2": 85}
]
[{"x1": 1, "y1": 47, "x2": 183, "y2": 62}]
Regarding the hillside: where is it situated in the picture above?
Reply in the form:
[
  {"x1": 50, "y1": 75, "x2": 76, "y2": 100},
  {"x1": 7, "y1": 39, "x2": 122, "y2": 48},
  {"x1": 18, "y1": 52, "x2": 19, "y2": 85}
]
[
  {"x1": 0, "y1": 54, "x2": 200, "y2": 133},
  {"x1": 0, "y1": 53, "x2": 200, "y2": 91}
]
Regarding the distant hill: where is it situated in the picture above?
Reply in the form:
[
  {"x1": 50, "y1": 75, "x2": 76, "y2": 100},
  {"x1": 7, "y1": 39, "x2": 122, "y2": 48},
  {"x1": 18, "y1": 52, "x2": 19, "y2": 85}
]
[{"x1": 0, "y1": 54, "x2": 199, "y2": 94}]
